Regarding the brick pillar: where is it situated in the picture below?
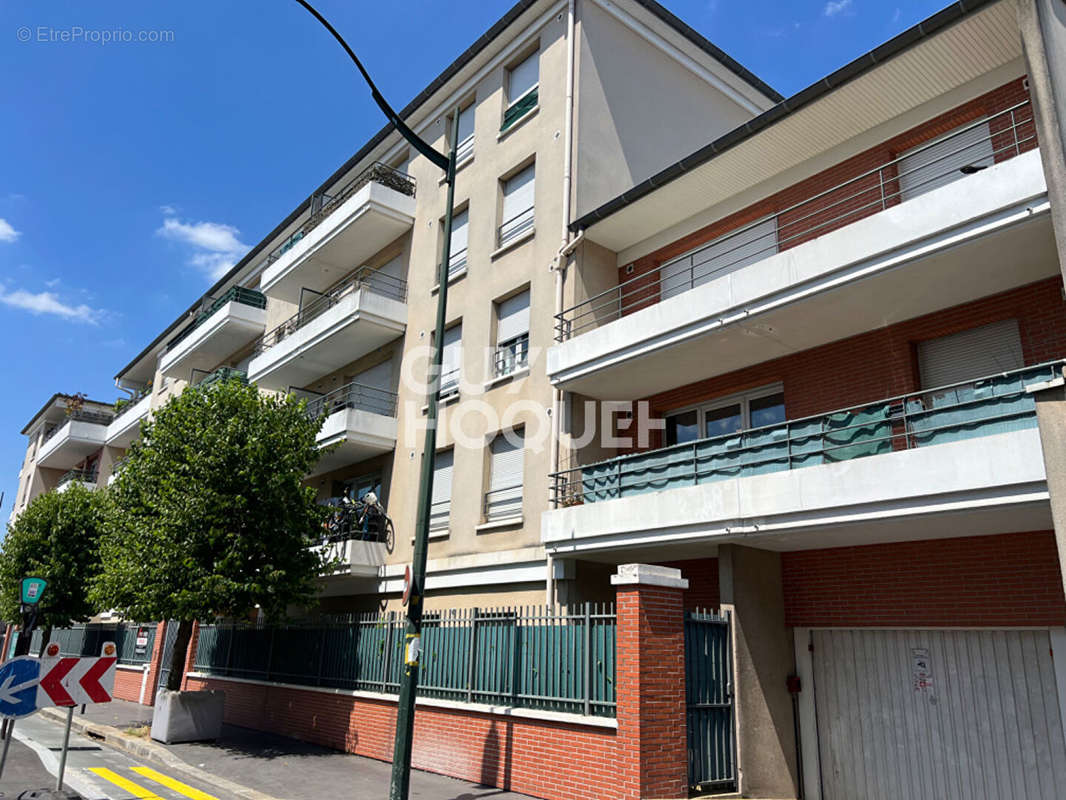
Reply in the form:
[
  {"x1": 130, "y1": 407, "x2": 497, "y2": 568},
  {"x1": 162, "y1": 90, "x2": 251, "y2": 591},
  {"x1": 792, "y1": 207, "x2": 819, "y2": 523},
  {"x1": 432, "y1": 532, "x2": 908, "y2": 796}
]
[
  {"x1": 613, "y1": 563, "x2": 689, "y2": 800},
  {"x1": 143, "y1": 622, "x2": 168, "y2": 706},
  {"x1": 0, "y1": 624, "x2": 14, "y2": 663},
  {"x1": 180, "y1": 621, "x2": 200, "y2": 691}
]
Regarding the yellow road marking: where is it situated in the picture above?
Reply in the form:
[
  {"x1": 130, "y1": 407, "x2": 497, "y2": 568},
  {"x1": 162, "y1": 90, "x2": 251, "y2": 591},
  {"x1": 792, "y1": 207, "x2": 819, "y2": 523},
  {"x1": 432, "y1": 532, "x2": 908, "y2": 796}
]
[
  {"x1": 87, "y1": 767, "x2": 164, "y2": 799},
  {"x1": 132, "y1": 766, "x2": 220, "y2": 800}
]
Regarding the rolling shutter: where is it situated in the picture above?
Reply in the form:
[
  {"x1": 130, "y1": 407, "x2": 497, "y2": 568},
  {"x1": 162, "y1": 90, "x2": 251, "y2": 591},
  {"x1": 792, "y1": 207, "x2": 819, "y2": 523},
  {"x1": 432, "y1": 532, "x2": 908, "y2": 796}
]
[
  {"x1": 487, "y1": 431, "x2": 524, "y2": 521},
  {"x1": 508, "y1": 52, "x2": 538, "y2": 104},
  {"x1": 661, "y1": 217, "x2": 777, "y2": 300},
  {"x1": 917, "y1": 319, "x2": 1023, "y2": 389},
  {"x1": 377, "y1": 254, "x2": 404, "y2": 281},
  {"x1": 440, "y1": 323, "x2": 462, "y2": 393},
  {"x1": 497, "y1": 290, "x2": 530, "y2": 344},
  {"x1": 500, "y1": 165, "x2": 535, "y2": 244},
  {"x1": 449, "y1": 208, "x2": 469, "y2": 274},
  {"x1": 456, "y1": 104, "x2": 475, "y2": 158},
  {"x1": 352, "y1": 360, "x2": 392, "y2": 392},
  {"x1": 899, "y1": 120, "x2": 994, "y2": 201},
  {"x1": 430, "y1": 449, "x2": 453, "y2": 532}
]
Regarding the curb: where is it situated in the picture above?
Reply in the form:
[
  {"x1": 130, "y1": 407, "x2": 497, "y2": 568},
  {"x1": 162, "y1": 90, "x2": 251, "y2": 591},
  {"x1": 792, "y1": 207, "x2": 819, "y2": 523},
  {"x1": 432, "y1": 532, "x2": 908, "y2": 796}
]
[{"x1": 38, "y1": 707, "x2": 282, "y2": 800}]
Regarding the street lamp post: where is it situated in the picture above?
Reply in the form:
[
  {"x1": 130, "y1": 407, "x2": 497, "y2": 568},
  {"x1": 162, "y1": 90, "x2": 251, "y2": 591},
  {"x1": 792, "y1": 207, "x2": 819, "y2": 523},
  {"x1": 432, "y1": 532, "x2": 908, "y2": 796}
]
[{"x1": 290, "y1": 4, "x2": 459, "y2": 798}]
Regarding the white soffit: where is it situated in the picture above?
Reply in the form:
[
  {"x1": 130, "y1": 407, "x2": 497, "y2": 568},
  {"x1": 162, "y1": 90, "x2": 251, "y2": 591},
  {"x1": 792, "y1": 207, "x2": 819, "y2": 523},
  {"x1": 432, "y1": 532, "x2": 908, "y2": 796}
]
[{"x1": 584, "y1": 0, "x2": 1023, "y2": 254}]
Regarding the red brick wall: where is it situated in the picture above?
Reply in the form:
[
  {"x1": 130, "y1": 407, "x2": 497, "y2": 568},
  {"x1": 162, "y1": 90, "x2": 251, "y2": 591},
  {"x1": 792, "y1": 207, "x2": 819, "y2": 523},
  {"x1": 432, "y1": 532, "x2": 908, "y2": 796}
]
[
  {"x1": 182, "y1": 676, "x2": 619, "y2": 800},
  {"x1": 660, "y1": 558, "x2": 720, "y2": 611},
  {"x1": 113, "y1": 666, "x2": 147, "y2": 703},
  {"x1": 619, "y1": 78, "x2": 1035, "y2": 304},
  {"x1": 781, "y1": 531, "x2": 1066, "y2": 628},
  {"x1": 632, "y1": 277, "x2": 1066, "y2": 449}
]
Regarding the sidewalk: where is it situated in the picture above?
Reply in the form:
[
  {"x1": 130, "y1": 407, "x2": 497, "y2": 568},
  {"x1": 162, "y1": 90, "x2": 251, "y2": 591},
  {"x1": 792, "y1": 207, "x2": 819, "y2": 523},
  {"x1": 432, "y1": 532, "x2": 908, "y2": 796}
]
[{"x1": 47, "y1": 699, "x2": 537, "y2": 800}]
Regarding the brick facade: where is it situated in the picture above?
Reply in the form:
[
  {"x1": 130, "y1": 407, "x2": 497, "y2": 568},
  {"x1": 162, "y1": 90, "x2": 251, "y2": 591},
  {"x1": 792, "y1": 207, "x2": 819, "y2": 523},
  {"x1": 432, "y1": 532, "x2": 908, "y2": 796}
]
[
  {"x1": 781, "y1": 531, "x2": 1066, "y2": 628},
  {"x1": 661, "y1": 558, "x2": 720, "y2": 611}
]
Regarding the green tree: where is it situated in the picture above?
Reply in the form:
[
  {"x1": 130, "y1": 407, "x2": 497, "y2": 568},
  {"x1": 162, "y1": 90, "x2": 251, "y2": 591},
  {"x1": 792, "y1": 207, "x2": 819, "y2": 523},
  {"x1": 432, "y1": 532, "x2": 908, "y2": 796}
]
[
  {"x1": 92, "y1": 377, "x2": 328, "y2": 691},
  {"x1": 0, "y1": 483, "x2": 109, "y2": 649}
]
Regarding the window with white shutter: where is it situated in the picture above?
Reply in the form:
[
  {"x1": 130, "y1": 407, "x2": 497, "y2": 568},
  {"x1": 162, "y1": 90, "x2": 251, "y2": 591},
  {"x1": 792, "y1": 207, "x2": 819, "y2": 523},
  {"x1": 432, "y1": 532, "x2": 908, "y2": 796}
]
[
  {"x1": 501, "y1": 52, "x2": 538, "y2": 133},
  {"x1": 448, "y1": 208, "x2": 469, "y2": 276},
  {"x1": 440, "y1": 323, "x2": 462, "y2": 396},
  {"x1": 494, "y1": 290, "x2": 530, "y2": 378},
  {"x1": 899, "y1": 120, "x2": 994, "y2": 201},
  {"x1": 451, "y1": 103, "x2": 475, "y2": 164},
  {"x1": 486, "y1": 430, "x2": 524, "y2": 522},
  {"x1": 499, "y1": 164, "x2": 535, "y2": 247},
  {"x1": 918, "y1": 319, "x2": 1024, "y2": 390},
  {"x1": 430, "y1": 449, "x2": 454, "y2": 533},
  {"x1": 661, "y1": 216, "x2": 778, "y2": 300}
]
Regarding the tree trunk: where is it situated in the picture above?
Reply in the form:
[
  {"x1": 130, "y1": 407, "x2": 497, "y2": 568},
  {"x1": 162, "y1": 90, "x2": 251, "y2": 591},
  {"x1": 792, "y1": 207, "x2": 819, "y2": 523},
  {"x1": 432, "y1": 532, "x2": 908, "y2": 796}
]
[
  {"x1": 36, "y1": 626, "x2": 52, "y2": 658},
  {"x1": 166, "y1": 619, "x2": 195, "y2": 692}
]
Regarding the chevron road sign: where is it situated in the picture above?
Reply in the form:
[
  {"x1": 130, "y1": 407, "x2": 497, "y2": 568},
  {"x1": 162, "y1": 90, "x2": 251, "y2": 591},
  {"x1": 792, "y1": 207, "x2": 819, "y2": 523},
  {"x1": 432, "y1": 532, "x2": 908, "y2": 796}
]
[{"x1": 0, "y1": 642, "x2": 117, "y2": 719}]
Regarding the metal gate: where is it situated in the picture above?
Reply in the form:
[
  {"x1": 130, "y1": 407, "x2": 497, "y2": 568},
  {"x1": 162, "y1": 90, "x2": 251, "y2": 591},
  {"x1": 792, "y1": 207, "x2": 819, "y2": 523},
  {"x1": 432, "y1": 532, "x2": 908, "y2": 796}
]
[
  {"x1": 155, "y1": 622, "x2": 180, "y2": 693},
  {"x1": 684, "y1": 609, "x2": 735, "y2": 792}
]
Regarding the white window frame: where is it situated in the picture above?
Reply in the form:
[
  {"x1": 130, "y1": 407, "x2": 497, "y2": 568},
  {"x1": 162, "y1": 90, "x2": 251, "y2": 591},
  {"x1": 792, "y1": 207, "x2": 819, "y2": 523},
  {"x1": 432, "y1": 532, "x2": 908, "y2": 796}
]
[
  {"x1": 498, "y1": 163, "x2": 535, "y2": 248},
  {"x1": 665, "y1": 383, "x2": 785, "y2": 445},
  {"x1": 485, "y1": 429, "x2": 524, "y2": 523},
  {"x1": 446, "y1": 206, "x2": 469, "y2": 277},
  {"x1": 505, "y1": 51, "x2": 539, "y2": 113},
  {"x1": 439, "y1": 322, "x2": 463, "y2": 398},
  {"x1": 429, "y1": 448, "x2": 454, "y2": 534},
  {"x1": 450, "y1": 102, "x2": 476, "y2": 166}
]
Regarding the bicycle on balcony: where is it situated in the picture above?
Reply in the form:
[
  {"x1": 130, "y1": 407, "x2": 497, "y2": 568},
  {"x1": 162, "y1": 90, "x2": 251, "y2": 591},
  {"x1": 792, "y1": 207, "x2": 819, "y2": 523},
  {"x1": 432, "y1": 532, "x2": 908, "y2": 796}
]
[{"x1": 321, "y1": 488, "x2": 394, "y2": 550}]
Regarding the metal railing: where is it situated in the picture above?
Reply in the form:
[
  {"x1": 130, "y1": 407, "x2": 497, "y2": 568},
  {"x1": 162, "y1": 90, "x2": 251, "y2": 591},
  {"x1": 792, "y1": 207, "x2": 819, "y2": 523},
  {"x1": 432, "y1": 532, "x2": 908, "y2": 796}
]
[
  {"x1": 194, "y1": 603, "x2": 616, "y2": 717},
  {"x1": 429, "y1": 498, "x2": 451, "y2": 533},
  {"x1": 42, "y1": 409, "x2": 114, "y2": 444},
  {"x1": 493, "y1": 333, "x2": 529, "y2": 378},
  {"x1": 296, "y1": 380, "x2": 398, "y2": 420},
  {"x1": 555, "y1": 100, "x2": 1037, "y2": 341},
  {"x1": 57, "y1": 467, "x2": 97, "y2": 488},
  {"x1": 166, "y1": 286, "x2": 267, "y2": 352},
  {"x1": 447, "y1": 247, "x2": 468, "y2": 278},
  {"x1": 484, "y1": 484, "x2": 523, "y2": 522},
  {"x1": 497, "y1": 205, "x2": 534, "y2": 248},
  {"x1": 29, "y1": 623, "x2": 158, "y2": 665},
  {"x1": 111, "y1": 387, "x2": 150, "y2": 422},
  {"x1": 551, "y1": 360, "x2": 1061, "y2": 506},
  {"x1": 262, "y1": 162, "x2": 416, "y2": 268},
  {"x1": 456, "y1": 134, "x2": 474, "y2": 165},
  {"x1": 254, "y1": 266, "x2": 408, "y2": 355}
]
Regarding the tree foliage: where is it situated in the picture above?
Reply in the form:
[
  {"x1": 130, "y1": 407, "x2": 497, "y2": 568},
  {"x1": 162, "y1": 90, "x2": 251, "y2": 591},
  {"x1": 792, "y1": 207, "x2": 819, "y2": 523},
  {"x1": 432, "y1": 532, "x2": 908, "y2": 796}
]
[
  {"x1": 0, "y1": 483, "x2": 108, "y2": 629},
  {"x1": 92, "y1": 378, "x2": 329, "y2": 629}
]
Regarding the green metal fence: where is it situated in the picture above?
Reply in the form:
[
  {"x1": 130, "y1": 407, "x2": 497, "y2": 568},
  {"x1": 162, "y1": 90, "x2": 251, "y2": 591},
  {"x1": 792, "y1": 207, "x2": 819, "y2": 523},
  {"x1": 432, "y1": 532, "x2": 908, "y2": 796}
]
[
  {"x1": 27, "y1": 622, "x2": 157, "y2": 665},
  {"x1": 194, "y1": 604, "x2": 616, "y2": 717}
]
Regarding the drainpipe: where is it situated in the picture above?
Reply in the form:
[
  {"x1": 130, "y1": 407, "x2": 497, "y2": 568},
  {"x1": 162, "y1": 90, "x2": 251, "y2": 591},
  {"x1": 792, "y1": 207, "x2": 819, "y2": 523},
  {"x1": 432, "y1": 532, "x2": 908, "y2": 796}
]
[{"x1": 547, "y1": 0, "x2": 577, "y2": 609}]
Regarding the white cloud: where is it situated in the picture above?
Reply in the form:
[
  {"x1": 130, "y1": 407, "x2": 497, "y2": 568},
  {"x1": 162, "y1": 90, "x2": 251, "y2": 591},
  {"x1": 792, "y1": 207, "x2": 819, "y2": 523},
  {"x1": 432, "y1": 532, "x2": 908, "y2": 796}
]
[
  {"x1": 824, "y1": 0, "x2": 852, "y2": 17},
  {"x1": 156, "y1": 215, "x2": 248, "y2": 282},
  {"x1": 159, "y1": 204, "x2": 177, "y2": 215},
  {"x1": 0, "y1": 218, "x2": 20, "y2": 243},
  {"x1": 44, "y1": 277, "x2": 61, "y2": 288},
  {"x1": 0, "y1": 287, "x2": 100, "y2": 323}
]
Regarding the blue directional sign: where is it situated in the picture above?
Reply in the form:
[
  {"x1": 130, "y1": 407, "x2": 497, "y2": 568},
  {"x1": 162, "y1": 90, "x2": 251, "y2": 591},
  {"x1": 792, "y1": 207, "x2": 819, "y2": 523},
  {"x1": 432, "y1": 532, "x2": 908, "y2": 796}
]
[{"x1": 0, "y1": 657, "x2": 41, "y2": 719}]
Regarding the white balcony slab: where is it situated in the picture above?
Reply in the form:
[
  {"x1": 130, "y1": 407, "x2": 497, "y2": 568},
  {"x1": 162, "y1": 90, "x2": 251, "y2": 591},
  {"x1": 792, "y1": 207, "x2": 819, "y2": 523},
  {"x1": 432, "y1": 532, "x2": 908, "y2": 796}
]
[
  {"x1": 56, "y1": 478, "x2": 96, "y2": 493},
  {"x1": 247, "y1": 290, "x2": 406, "y2": 391},
  {"x1": 261, "y1": 182, "x2": 416, "y2": 305},
  {"x1": 550, "y1": 150, "x2": 1055, "y2": 400},
  {"x1": 315, "y1": 538, "x2": 387, "y2": 579},
  {"x1": 37, "y1": 419, "x2": 110, "y2": 470},
  {"x1": 105, "y1": 393, "x2": 152, "y2": 448},
  {"x1": 159, "y1": 301, "x2": 267, "y2": 381},
  {"x1": 311, "y1": 407, "x2": 398, "y2": 476},
  {"x1": 542, "y1": 428, "x2": 1050, "y2": 558}
]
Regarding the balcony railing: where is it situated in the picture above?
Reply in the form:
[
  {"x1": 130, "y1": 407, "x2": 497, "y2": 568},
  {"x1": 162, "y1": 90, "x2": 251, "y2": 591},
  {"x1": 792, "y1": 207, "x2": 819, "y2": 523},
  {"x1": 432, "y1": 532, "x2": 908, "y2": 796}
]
[
  {"x1": 166, "y1": 286, "x2": 267, "y2": 351},
  {"x1": 296, "y1": 380, "x2": 398, "y2": 420},
  {"x1": 112, "y1": 387, "x2": 150, "y2": 421},
  {"x1": 42, "y1": 409, "x2": 114, "y2": 444},
  {"x1": 498, "y1": 206, "x2": 534, "y2": 249},
  {"x1": 555, "y1": 100, "x2": 1037, "y2": 342},
  {"x1": 192, "y1": 367, "x2": 248, "y2": 389},
  {"x1": 484, "y1": 484, "x2": 523, "y2": 522},
  {"x1": 57, "y1": 467, "x2": 97, "y2": 488},
  {"x1": 254, "y1": 267, "x2": 408, "y2": 356},
  {"x1": 493, "y1": 334, "x2": 529, "y2": 378},
  {"x1": 262, "y1": 163, "x2": 416, "y2": 268},
  {"x1": 550, "y1": 360, "x2": 1061, "y2": 506}
]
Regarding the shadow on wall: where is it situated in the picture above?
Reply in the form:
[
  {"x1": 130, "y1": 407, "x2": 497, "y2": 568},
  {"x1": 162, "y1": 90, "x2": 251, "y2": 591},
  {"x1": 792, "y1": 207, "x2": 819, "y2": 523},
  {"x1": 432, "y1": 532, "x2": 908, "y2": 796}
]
[{"x1": 479, "y1": 719, "x2": 515, "y2": 792}]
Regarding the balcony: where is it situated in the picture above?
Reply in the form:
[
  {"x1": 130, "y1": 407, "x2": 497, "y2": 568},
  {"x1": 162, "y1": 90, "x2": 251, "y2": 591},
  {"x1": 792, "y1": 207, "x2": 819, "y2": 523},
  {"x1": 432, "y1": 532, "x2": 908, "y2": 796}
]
[
  {"x1": 299, "y1": 381, "x2": 399, "y2": 475},
  {"x1": 37, "y1": 410, "x2": 113, "y2": 470},
  {"x1": 550, "y1": 101, "x2": 1056, "y2": 400},
  {"x1": 105, "y1": 392, "x2": 152, "y2": 448},
  {"x1": 193, "y1": 367, "x2": 248, "y2": 390},
  {"x1": 56, "y1": 468, "x2": 98, "y2": 493},
  {"x1": 543, "y1": 362, "x2": 1057, "y2": 556},
  {"x1": 315, "y1": 506, "x2": 392, "y2": 579},
  {"x1": 248, "y1": 268, "x2": 407, "y2": 391},
  {"x1": 159, "y1": 287, "x2": 267, "y2": 380},
  {"x1": 259, "y1": 163, "x2": 416, "y2": 305}
]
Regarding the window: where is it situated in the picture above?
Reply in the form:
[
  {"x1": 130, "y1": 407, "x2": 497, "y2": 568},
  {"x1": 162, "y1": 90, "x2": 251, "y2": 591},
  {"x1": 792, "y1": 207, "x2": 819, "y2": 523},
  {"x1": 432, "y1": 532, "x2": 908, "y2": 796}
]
[
  {"x1": 494, "y1": 290, "x2": 530, "y2": 378},
  {"x1": 501, "y1": 51, "x2": 538, "y2": 132},
  {"x1": 440, "y1": 323, "x2": 463, "y2": 397},
  {"x1": 430, "y1": 449, "x2": 454, "y2": 533},
  {"x1": 499, "y1": 164, "x2": 535, "y2": 247},
  {"x1": 447, "y1": 207, "x2": 469, "y2": 277},
  {"x1": 665, "y1": 386, "x2": 785, "y2": 446},
  {"x1": 917, "y1": 319, "x2": 1023, "y2": 390},
  {"x1": 450, "y1": 103, "x2": 475, "y2": 164},
  {"x1": 661, "y1": 217, "x2": 778, "y2": 300},
  {"x1": 899, "y1": 120, "x2": 994, "y2": 201},
  {"x1": 486, "y1": 430, "x2": 524, "y2": 522}
]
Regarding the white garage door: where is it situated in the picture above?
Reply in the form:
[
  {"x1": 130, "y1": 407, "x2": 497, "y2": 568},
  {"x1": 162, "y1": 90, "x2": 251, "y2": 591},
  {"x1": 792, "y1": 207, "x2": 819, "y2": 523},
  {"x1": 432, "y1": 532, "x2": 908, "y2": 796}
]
[{"x1": 812, "y1": 629, "x2": 1066, "y2": 800}]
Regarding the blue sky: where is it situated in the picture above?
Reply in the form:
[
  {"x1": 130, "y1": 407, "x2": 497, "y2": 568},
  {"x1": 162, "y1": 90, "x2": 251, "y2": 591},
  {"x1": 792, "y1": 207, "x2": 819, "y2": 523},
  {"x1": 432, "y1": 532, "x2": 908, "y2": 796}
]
[{"x1": 0, "y1": 0, "x2": 953, "y2": 513}]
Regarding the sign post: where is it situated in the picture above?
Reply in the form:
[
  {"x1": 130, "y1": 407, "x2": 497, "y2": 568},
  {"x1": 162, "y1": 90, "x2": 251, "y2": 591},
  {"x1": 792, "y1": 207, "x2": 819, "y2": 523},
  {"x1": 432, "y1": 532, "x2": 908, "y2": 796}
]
[{"x1": 1, "y1": 577, "x2": 48, "y2": 749}]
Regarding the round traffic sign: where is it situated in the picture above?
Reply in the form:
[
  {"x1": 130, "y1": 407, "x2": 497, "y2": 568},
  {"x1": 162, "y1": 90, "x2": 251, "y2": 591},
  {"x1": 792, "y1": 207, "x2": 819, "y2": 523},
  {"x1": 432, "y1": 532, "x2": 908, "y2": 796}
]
[{"x1": 402, "y1": 565, "x2": 412, "y2": 606}]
